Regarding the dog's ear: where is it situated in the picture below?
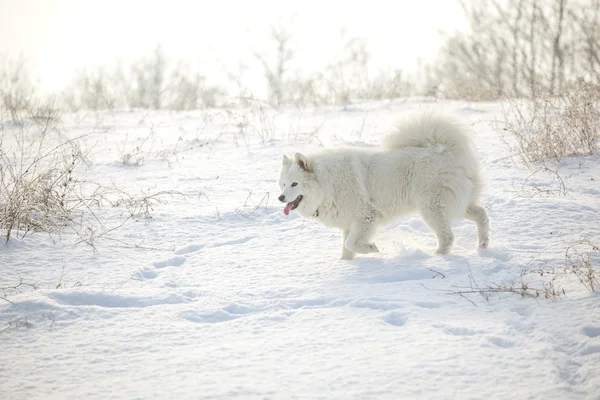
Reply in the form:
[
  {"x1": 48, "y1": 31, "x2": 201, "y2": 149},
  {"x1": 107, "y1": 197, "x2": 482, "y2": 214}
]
[
  {"x1": 282, "y1": 155, "x2": 291, "y2": 165},
  {"x1": 294, "y1": 152, "x2": 311, "y2": 171}
]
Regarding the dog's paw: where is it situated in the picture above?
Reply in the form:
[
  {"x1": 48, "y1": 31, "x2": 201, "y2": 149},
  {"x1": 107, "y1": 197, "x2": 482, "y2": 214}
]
[
  {"x1": 340, "y1": 246, "x2": 356, "y2": 260},
  {"x1": 345, "y1": 241, "x2": 379, "y2": 255}
]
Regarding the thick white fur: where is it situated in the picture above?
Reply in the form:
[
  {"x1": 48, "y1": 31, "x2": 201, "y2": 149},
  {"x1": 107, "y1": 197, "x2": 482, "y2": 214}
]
[{"x1": 278, "y1": 110, "x2": 489, "y2": 260}]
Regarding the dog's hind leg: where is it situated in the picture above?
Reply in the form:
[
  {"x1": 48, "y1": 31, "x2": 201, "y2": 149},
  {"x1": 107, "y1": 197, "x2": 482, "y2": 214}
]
[
  {"x1": 420, "y1": 205, "x2": 454, "y2": 254},
  {"x1": 345, "y1": 213, "x2": 379, "y2": 255},
  {"x1": 340, "y1": 229, "x2": 356, "y2": 260},
  {"x1": 466, "y1": 204, "x2": 489, "y2": 249}
]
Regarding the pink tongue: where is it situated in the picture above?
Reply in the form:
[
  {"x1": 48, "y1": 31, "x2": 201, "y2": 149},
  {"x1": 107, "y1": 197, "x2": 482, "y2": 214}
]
[{"x1": 284, "y1": 202, "x2": 294, "y2": 216}]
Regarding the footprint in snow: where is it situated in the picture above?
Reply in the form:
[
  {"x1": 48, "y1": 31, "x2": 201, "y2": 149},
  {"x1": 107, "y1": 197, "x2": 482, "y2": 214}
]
[
  {"x1": 222, "y1": 303, "x2": 258, "y2": 315},
  {"x1": 381, "y1": 311, "x2": 408, "y2": 327},
  {"x1": 579, "y1": 345, "x2": 600, "y2": 356},
  {"x1": 582, "y1": 326, "x2": 600, "y2": 338},
  {"x1": 47, "y1": 291, "x2": 187, "y2": 308},
  {"x1": 152, "y1": 256, "x2": 186, "y2": 268},
  {"x1": 510, "y1": 305, "x2": 532, "y2": 317},
  {"x1": 441, "y1": 326, "x2": 486, "y2": 336},
  {"x1": 182, "y1": 309, "x2": 240, "y2": 324},
  {"x1": 136, "y1": 266, "x2": 159, "y2": 280},
  {"x1": 487, "y1": 336, "x2": 516, "y2": 348},
  {"x1": 414, "y1": 301, "x2": 441, "y2": 309},
  {"x1": 213, "y1": 236, "x2": 253, "y2": 247},
  {"x1": 350, "y1": 299, "x2": 403, "y2": 311},
  {"x1": 174, "y1": 244, "x2": 205, "y2": 255},
  {"x1": 478, "y1": 247, "x2": 511, "y2": 261},
  {"x1": 173, "y1": 237, "x2": 252, "y2": 256},
  {"x1": 182, "y1": 302, "x2": 257, "y2": 324}
]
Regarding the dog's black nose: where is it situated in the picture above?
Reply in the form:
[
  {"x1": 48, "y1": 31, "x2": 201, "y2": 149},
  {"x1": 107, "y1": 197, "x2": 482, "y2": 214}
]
[{"x1": 278, "y1": 195, "x2": 285, "y2": 202}]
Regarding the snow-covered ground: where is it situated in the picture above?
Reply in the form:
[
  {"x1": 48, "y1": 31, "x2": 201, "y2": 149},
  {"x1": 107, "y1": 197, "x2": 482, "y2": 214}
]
[{"x1": 1, "y1": 99, "x2": 599, "y2": 399}]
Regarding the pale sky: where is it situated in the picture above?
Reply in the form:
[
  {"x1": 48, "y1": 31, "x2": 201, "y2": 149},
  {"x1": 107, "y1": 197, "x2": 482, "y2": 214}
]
[{"x1": 0, "y1": 0, "x2": 466, "y2": 93}]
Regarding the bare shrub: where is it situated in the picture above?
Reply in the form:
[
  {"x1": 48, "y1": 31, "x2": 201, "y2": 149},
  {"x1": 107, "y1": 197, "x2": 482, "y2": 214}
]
[
  {"x1": 249, "y1": 26, "x2": 414, "y2": 108},
  {"x1": 285, "y1": 112, "x2": 326, "y2": 146},
  {"x1": 284, "y1": 73, "x2": 327, "y2": 107},
  {"x1": 0, "y1": 55, "x2": 62, "y2": 124},
  {"x1": 497, "y1": 81, "x2": 600, "y2": 164},
  {"x1": 235, "y1": 190, "x2": 270, "y2": 218},
  {"x1": 0, "y1": 278, "x2": 39, "y2": 304},
  {"x1": 109, "y1": 188, "x2": 185, "y2": 219},
  {"x1": 565, "y1": 237, "x2": 600, "y2": 292},
  {"x1": 322, "y1": 36, "x2": 370, "y2": 105},
  {"x1": 67, "y1": 182, "x2": 187, "y2": 249},
  {"x1": 438, "y1": 236, "x2": 599, "y2": 305},
  {"x1": 252, "y1": 25, "x2": 295, "y2": 108},
  {"x1": 7, "y1": 30, "x2": 418, "y2": 115},
  {"x1": 428, "y1": 0, "x2": 600, "y2": 100},
  {"x1": 365, "y1": 69, "x2": 415, "y2": 100},
  {"x1": 322, "y1": 36, "x2": 415, "y2": 104},
  {"x1": 0, "y1": 123, "x2": 94, "y2": 242},
  {"x1": 506, "y1": 165, "x2": 571, "y2": 198},
  {"x1": 0, "y1": 55, "x2": 37, "y2": 123},
  {"x1": 63, "y1": 67, "x2": 121, "y2": 111},
  {"x1": 245, "y1": 96, "x2": 276, "y2": 144},
  {"x1": 423, "y1": 264, "x2": 563, "y2": 307},
  {"x1": 167, "y1": 62, "x2": 225, "y2": 110},
  {"x1": 0, "y1": 121, "x2": 185, "y2": 247},
  {"x1": 117, "y1": 128, "x2": 157, "y2": 165},
  {"x1": 128, "y1": 45, "x2": 167, "y2": 109},
  {"x1": 62, "y1": 46, "x2": 225, "y2": 112}
]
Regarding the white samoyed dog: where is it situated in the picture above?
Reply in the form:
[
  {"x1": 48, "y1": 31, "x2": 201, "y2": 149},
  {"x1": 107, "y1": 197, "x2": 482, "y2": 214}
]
[{"x1": 277, "y1": 110, "x2": 489, "y2": 260}]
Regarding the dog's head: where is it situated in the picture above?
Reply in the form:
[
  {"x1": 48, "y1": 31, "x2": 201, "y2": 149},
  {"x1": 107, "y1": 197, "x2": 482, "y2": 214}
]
[{"x1": 278, "y1": 153, "x2": 322, "y2": 217}]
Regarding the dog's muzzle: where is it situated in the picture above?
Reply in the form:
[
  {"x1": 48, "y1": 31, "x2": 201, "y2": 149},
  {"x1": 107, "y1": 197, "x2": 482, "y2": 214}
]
[{"x1": 278, "y1": 195, "x2": 286, "y2": 202}]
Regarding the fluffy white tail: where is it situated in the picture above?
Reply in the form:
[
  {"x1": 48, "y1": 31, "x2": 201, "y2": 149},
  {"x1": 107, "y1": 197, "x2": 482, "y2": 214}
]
[
  {"x1": 381, "y1": 110, "x2": 477, "y2": 160},
  {"x1": 381, "y1": 109, "x2": 483, "y2": 205}
]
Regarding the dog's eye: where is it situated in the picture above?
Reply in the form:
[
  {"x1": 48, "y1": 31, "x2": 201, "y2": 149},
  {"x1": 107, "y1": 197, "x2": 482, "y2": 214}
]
[{"x1": 291, "y1": 182, "x2": 298, "y2": 187}]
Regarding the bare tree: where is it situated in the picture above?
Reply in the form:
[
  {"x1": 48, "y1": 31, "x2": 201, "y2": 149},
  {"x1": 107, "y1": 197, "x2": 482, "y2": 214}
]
[
  {"x1": 130, "y1": 45, "x2": 167, "y2": 109},
  {"x1": 0, "y1": 55, "x2": 36, "y2": 122},
  {"x1": 428, "y1": 0, "x2": 600, "y2": 99},
  {"x1": 252, "y1": 25, "x2": 295, "y2": 108}
]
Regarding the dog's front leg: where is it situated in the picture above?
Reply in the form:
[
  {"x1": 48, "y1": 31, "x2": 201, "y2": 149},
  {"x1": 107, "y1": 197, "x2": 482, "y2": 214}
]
[
  {"x1": 345, "y1": 214, "x2": 379, "y2": 255},
  {"x1": 340, "y1": 229, "x2": 355, "y2": 260}
]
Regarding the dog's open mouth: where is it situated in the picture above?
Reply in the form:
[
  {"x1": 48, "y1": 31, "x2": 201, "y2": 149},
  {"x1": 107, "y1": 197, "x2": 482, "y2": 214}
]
[{"x1": 283, "y1": 195, "x2": 303, "y2": 216}]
